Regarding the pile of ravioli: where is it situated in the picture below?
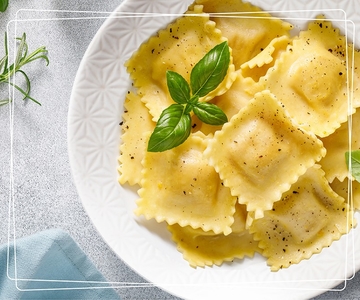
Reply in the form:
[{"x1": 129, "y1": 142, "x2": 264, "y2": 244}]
[{"x1": 118, "y1": 0, "x2": 360, "y2": 271}]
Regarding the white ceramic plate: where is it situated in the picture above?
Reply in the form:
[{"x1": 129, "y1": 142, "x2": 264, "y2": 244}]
[{"x1": 68, "y1": 0, "x2": 360, "y2": 299}]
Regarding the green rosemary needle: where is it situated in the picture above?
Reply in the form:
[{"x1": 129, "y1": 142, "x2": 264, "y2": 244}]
[{"x1": 0, "y1": 32, "x2": 49, "y2": 106}]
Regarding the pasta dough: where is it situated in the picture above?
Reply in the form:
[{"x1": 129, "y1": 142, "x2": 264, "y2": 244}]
[
  {"x1": 125, "y1": 4, "x2": 237, "y2": 121},
  {"x1": 136, "y1": 132, "x2": 237, "y2": 235},
  {"x1": 118, "y1": 92, "x2": 155, "y2": 185},
  {"x1": 249, "y1": 165, "x2": 353, "y2": 271},
  {"x1": 240, "y1": 35, "x2": 291, "y2": 83},
  {"x1": 320, "y1": 108, "x2": 360, "y2": 183},
  {"x1": 204, "y1": 90, "x2": 326, "y2": 219},
  {"x1": 191, "y1": 70, "x2": 257, "y2": 136},
  {"x1": 259, "y1": 16, "x2": 357, "y2": 137},
  {"x1": 319, "y1": 119, "x2": 351, "y2": 183},
  {"x1": 330, "y1": 178, "x2": 360, "y2": 211},
  {"x1": 192, "y1": 0, "x2": 293, "y2": 69},
  {"x1": 168, "y1": 203, "x2": 261, "y2": 267}
]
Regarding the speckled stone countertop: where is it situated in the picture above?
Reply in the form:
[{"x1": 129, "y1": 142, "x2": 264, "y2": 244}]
[{"x1": 0, "y1": 1, "x2": 359, "y2": 299}]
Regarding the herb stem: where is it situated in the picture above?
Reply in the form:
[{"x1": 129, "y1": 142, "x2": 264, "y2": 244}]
[{"x1": 0, "y1": 32, "x2": 49, "y2": 106}]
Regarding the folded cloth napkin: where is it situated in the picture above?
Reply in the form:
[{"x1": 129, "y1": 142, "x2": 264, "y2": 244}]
[{"x1": 0, "y1": 228, "x2": 121, "y2": 299}]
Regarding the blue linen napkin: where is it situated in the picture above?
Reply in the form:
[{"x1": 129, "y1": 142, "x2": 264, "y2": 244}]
[{"x1": 0, "y1": 228, "x2": 121, "y2": 299}]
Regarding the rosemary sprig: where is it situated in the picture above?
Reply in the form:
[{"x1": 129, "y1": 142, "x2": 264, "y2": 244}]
[{"x1": 0, "y1": 32, "x2": 49, "y2": 106}]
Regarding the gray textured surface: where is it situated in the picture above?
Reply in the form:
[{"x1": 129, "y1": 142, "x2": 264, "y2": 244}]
[{"x1": 0, "y1": 1, "x2": 359, "y2": 299}]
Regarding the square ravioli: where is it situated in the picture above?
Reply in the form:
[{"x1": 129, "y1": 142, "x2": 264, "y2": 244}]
[
  {"x1": 168, "y1": 203, "x2": 261, "y2": 268},
  {"x1": 125, "y1": 4, "x2": 236, "y2": 121},
  {"x1": 320, "y1": 108, "x2": 360, "y2": 183},
  {"x1": 136, "y1": 132, "x2": 237, "y2": 235},
  {"x1": 249, "y1": 165, "x2": 353, "y2": 271},
  {"x1": 330, "y1": 177, "x2": 360, "y2": 211},
  {"x1": 192, "y1": 0, "x2": 293, "y2": 69},
  {"x1": 204, "y1": 90, "x2": 326, "y2": 219},
  {"x1": 259, "y1": 16, "x2": 360, "y2": 137},
  {"x1": 191, "y1": 70, "x2": 258, "y2": 136},
  {"x1": 118, "y1": 92, "x2": 155, "y2": 186}
]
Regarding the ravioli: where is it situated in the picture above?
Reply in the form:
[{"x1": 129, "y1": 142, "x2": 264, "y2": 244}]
[
  {"x1": 118, "y1": 92, "x2": 155, "y2": 185},
  {"x1": 204, "y1": 90, "x2": 326, "y2": 219},
  {"x1": 193, "y1": 36, "x2": 290, "y2": 134},
  {"x1": 192, "y1": 0, "x2": 293, "y2": 69},
  {"x1": 136, "y1": 132, "x2": 237, "y2": 235},
  {"x1": 168, "y1": 203, "x2": 261, "y2": 268},
  {"x1": 330, "y1": 178, "x2": 360, "y2": 211},
  {"x1": 191, "y1": 70, "x2": 257, "y2": 136},
  {"x1": 241, "y1": 35, "x2": 291, "y2": 83},
  {"x1": 125, "y1": 4, "x2": 236, "y2": 121},
  {"x1": 320, "y1": 108, "x2": 360, "y2": 183},
  {"x1": 259, "y1": 16, "x2": 356, "y2": 137},
  {"x1": 249, "y1": 165, "x2": 353, "y2": 271}
]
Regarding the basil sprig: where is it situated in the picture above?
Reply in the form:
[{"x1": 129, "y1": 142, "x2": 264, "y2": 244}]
[
  {"x1": 346, "y1": 150, "x2": 360, "y2": 182},
  {"x1": 147, "y1": 41, "x2": 230, "y2": 152}
]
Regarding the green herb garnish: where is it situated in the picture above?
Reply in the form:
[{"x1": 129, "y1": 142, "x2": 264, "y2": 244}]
[
  {"x1": 346, "y1": 150, "x2": 360, "y2": 182},
  {"x1": 0, "y1": 32, "x2": 49, "y2": 106},
  {"x1": 147, "y1": 41, "x2": 230, "y2": 152},
  {"x1": 0, "y1": 0, "x2": 8, "y2": 12}
]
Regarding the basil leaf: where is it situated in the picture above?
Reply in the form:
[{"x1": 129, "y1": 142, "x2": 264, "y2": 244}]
[
  {"x1": 193, "y1": 102, "x2": 228, "y2": 125},
  {"x1": 147, "y1": 42, "x2": 231, "y2": 152},
  {"x1": 0, "y1": 0, "x2": 8, "y2": 12},
  {"x1": 166, "y1": 70, "x2": 190, "y2": 104},
  {"x1": 147, "y1": 104, "x2": 191, "y2": 152},
  {"x1": 190, "y1": 41, "x2": 230, "y2": 98},
  {"x1": 345, "y1": 150, "x2": 360, "y2": 182}
]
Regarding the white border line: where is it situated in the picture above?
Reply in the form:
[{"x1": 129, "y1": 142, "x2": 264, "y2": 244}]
[{"x1": 5, "y1": 8, "x2": 357, "y2": 294}]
